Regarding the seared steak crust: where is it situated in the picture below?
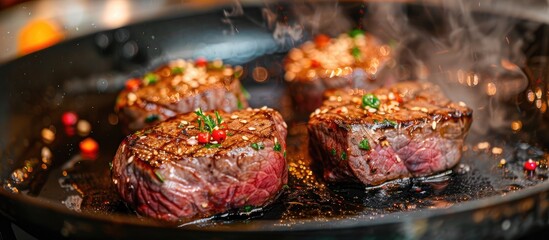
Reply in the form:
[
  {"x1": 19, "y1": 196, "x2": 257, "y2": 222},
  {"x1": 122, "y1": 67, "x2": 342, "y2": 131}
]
[
  {"x1": 284, "y1": 32, "x2": 392, "y2": 114},
  {"x1": 308, "y1": 81, "x2": 472, "y2": 186},
  {"x1": 116, "y1": 59, "x2": 248, "y2": 132},
  {"x1": 112, "y1": 108, "x2": 287, "y2": 222}
]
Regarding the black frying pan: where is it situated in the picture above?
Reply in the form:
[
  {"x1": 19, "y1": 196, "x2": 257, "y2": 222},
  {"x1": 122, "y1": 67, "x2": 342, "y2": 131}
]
[{"x1": 1, "y1": 1, "x2": 549, "y2": 239}]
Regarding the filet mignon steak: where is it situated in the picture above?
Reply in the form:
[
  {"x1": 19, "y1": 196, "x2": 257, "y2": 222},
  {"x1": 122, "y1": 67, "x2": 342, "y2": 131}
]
[
  {"x1": 115, "y1": 59, "x2": 248, "y2": 132},
  {"x1": 284, "y1": 30, "x2": 392, "y2": 114},
  {"x1": 308, "y1": 81, "x2": 472, "y2": 186},
  {"x1": 111, "y1": 107, "x2": 287, "y2": 222}
]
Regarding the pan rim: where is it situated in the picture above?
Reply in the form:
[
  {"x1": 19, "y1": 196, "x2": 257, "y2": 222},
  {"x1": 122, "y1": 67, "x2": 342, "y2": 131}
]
[{"x1": 1, "y1": 175, "x2": 548, "y2": 233}]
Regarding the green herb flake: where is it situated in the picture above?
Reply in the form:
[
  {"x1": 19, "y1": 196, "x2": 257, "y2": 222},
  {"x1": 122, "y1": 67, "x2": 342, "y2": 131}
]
[
  {"x1": 341, "y1": 151, "x2": 347, "y2": 160},
  {"x1": 359, "y1": 139, "x2": 371, "y2": 151},
  {"x1": 348, "y1": 29, "x2": 365, "y2": 38},
  {"x1": 243, "y1": 205, "x2": 253, "y2": 212},
  {"x1": 362, "y1": 93, "x2": 380, "y2": 109},
  {"x1": 251, "y1": 142, "x2": 265, "y2": 151},
  {"x1": 171, "y1": 67, "x2": 184, "y2": 75},
  {"x1": 194, "y1": 108, "x2": 217, "y2": 133},
  {"x1": 205, "y1": 116, "x2": 216, "y2": 131},
  {"x1": 154, "y1": 171, "x2": 165, "y2": 183},
  {"x1": 234, "y1": 67, "x2": 243, "y2": 79},
  {"x1": 215, "y1": 111, "x2": 223, "y2": 125},
  {"x1": 109, "y1": 162, "x2": 113, "y2": 170},
  {"x1": 283, "y1": 150, "x2": 287, "y2": 158},
  {"x1": 227, "y1": 132, "x2": 234, "y2": 136},
  {"x1": 205, "y1": 143, "x2": 221, "y2": 149},
  {"x1": 331, "y1": 149, "x2": 336, "y2": 156},
  {"x1": 237, "y1": 99, "x2": 244, "y2": 110},
  {"x1": 241, "y1": 85, "x2": 251, "y2": 99},
  {"x1": 383, "y1": 118, "x2": 397, "y2": 128},
  {"x1": 274, "y1": 142, "x2": 282, "y2": 152},
  {"x1": 134, "y1": 130, "x2": 144, "y2": 137},
  {"x1": 197, "y1": 118, "x2": 203, "y2": 131},
  {"x1": 135, "y1": 129, "x2": 152, "y2": 136},
  {"x1": 143, "y1": 73, "x2": 159, "y2": 85},
  {"x1": 145, "y1": 114, "x2": 159, "y2": 123},
  {"x1": 282, "y1": 184, "x2": 290, "y2": 190},
  {"x1": 351, "y1": 46, "x2": 361, "y2": 59},
  {"x1": 195, "y1": 107, "x2": 205, "y2": 116}
]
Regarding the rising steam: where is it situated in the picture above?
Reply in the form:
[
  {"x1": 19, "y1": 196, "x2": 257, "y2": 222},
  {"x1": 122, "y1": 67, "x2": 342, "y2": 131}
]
[
  {"x1": 363, "y1": 1, "x2": 541, "y2": 135},
  {"x1": 267, "y1": 1, "x2": 541, "y2": 135}
]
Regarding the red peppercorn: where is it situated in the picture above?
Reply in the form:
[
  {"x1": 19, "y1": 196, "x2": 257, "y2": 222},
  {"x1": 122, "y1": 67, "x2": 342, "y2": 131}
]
[
  {"x1": 310, "y1": 59, "x2": 320, "y2": 68},
  {"x1": 212, "y1": 129, "x2": 226, "y2": 142},
  {"x1": 314, "y1": 34, "x2": 330, "y2": 48},
  {"x1": 125, "y1": 78, "x2": 141, "y2": 91},
  {"x1": 197, "y1": 132, "x2": 210, "y2": 144},
  {"x1": 524, "y1": 159, "x2": 537, "y2": 171},
  {"x1": 61, "y1": 112, "x2": 78, "y2": 126},
  {"x1": 195, "y1": 58, "x2": 208, "y2": 68}
]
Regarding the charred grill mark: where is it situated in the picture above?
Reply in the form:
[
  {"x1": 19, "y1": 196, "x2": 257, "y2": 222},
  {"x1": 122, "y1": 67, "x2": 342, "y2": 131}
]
[
  {"x1": 127, "y1": 110, "x2": 281, "y2": 167},
  {"x1": 310, "y1": 84, "x2": 472, "y2": 131}
]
